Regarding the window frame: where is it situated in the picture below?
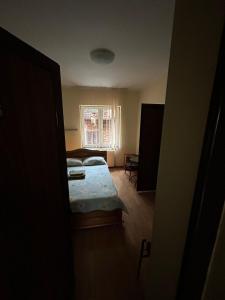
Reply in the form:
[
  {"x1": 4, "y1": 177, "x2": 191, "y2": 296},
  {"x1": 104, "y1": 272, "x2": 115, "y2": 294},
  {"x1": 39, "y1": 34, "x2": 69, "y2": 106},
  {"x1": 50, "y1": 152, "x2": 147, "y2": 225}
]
[{"x1": 79, "y1": 104, "x2": 121, "y2": 150}]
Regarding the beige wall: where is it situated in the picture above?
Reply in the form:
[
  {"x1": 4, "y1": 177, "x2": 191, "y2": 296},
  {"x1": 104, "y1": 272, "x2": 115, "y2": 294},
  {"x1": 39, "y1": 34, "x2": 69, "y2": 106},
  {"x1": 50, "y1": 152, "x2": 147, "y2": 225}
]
[
  {"x1": 202, "y1": 203, "x2": 225, "y2": 300},
  {"x1": 62, "y1": 86, "x2": 140, "y2": 166},
  {"x1": 145, "y1": 0, "x2": 225, "y2": 299},
  {"x1": 140, "y1": 73, "x2": 168, "y2": 104}
]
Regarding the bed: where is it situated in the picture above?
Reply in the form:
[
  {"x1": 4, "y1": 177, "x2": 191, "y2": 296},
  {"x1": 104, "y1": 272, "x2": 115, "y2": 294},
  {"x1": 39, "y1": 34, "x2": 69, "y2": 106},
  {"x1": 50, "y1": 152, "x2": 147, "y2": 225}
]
[{"x1": 66, "y1": 148, "x2": 126, "y2": 229}]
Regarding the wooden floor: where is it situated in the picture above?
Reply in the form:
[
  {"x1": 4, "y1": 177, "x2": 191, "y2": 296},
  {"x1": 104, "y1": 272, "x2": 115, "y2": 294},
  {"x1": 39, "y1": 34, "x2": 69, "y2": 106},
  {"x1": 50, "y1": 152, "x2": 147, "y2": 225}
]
[{"x1": 72, "y1": 168, "x2": 155, "y2": 300}]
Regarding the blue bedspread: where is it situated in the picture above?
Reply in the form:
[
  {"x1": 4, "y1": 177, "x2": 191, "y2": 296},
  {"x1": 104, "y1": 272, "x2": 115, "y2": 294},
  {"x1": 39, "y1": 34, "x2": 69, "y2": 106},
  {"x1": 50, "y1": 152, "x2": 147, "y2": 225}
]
[{"x1": 68, "y1": 165, "x2": 127, "y2": 213}]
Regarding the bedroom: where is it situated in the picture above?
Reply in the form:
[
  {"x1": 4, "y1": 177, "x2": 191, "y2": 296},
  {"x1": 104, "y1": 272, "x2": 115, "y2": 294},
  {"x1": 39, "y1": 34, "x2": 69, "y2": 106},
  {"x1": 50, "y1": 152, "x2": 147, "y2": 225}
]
[
  {"x1": 1, "y1": 0, "x2": 174, "y2": 295},
  {"x1": 43, "y1": 2, "x2": 172, "y2": 296},
  {"x1": 1, "y1": 1, "x2": 225, "y2": 300},
  {"x1": 59, "y1": 1, "x2": 171, "y2": 295},
  {"x1": 63, "y1": 88, "x2": 164, "y2": 298},
  {"x1": 1, "y1": 0, "x2": 173, "y2": 297},
  {"x1": 61, "y1": 27, "x2": 168, "y2": 300}
]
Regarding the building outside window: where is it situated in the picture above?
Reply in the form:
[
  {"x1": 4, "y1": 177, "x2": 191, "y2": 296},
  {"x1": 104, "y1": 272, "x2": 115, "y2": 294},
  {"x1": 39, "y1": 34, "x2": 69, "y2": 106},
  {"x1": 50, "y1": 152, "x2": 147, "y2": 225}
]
[{"x1": 80, "y1": 105, "x2": 121, "y2": 150}]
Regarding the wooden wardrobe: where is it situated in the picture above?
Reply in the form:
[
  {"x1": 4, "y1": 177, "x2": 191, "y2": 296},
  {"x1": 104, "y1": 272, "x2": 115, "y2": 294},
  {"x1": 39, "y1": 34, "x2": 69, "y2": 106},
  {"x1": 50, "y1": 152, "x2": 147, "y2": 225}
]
[
  {"x1": 0, "y1": 28, "x2": 74, "y2": 299},
  {"x1": 137, "y1": 104, "x2": 164, "y2": 191}
]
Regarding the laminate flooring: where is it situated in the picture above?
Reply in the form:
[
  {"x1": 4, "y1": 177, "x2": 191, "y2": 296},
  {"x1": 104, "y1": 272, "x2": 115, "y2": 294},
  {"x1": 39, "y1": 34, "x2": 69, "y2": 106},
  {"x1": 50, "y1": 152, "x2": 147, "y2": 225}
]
[{"x1": 72, "y1": 168, "x2": 155, "y2": 300}]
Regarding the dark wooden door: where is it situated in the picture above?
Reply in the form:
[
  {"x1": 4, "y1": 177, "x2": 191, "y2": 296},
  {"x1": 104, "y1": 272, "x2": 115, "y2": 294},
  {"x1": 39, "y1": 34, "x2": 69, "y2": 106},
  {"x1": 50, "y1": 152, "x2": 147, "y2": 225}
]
[
  {"x1": 137, "y1": 104, "x2": 164, "y2": 191},
  {"x1": 0, "y1": 28, "x2": 73, "y2": 299}
]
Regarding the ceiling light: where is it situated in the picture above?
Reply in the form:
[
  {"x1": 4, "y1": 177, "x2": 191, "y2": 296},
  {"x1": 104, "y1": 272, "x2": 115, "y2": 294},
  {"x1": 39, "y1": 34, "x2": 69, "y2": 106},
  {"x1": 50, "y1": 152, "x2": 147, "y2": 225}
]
[{"x1": 90, "y1": 48, "x2": 115, "y2": 64}]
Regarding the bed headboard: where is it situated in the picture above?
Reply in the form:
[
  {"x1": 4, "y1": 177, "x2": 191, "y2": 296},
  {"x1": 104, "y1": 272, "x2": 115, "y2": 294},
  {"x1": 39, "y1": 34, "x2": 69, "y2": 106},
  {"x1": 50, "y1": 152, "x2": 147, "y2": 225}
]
[{"x1": 66, "y1": 148, "x2": 107, "y2": 161}]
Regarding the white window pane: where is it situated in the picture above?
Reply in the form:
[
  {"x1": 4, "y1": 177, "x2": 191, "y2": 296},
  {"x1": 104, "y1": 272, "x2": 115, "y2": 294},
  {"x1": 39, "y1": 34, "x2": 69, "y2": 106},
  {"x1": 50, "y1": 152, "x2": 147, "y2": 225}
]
[
  {"x1": 83, "y1": 108, "x2": 99, "y2": 146},
  {"x1": 102, "y1": 107, "x2": 112, "y2": 146},
  {"x1": 103, "y1": 119, "x2": 112, "y2": 146}
]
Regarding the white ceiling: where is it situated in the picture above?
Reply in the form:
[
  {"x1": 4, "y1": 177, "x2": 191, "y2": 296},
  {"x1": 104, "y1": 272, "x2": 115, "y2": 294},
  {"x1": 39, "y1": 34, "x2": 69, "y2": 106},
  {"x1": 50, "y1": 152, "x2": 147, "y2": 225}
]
[{"x1": 0, "y1": 0, "x2": 175, "y2": 89}]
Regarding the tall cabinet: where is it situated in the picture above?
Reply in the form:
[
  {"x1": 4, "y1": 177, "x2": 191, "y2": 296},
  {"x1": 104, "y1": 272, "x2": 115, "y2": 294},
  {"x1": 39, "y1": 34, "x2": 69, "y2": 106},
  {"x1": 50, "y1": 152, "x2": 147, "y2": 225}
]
[
  {"x1": 137, "y1": 104, "x2": 164, "y2": 191},
  {"x1": 0, "y1": 28, "x2": 73, "y2": 299}
]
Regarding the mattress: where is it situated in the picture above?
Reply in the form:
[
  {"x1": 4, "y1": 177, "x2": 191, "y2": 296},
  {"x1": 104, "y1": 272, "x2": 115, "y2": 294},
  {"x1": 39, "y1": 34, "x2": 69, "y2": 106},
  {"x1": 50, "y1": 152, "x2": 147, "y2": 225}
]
[{"x1": 68, "y1": 164, "x2": 126, "y2": 213}]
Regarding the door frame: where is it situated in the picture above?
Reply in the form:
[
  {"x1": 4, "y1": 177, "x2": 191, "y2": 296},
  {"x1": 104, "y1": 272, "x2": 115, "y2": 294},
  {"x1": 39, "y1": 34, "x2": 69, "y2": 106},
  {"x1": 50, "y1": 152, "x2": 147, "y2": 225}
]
[{"x1": 176, "y1": 23, "x2": 225, "y2": 300}]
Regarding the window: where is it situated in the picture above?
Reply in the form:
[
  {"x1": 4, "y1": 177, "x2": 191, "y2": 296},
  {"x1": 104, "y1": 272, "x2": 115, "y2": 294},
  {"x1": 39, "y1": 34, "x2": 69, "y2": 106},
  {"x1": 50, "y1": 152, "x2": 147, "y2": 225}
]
[{"x1": 80, "y1": 105, "x2": 121, "y2": 149}]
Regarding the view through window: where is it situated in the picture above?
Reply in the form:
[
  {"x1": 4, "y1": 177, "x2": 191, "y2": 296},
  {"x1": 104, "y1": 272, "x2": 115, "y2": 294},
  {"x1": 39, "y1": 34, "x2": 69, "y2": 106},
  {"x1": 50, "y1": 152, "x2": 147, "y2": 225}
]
[{"x1": 80, "y1": 105, "x2": 121, "y2": 149}]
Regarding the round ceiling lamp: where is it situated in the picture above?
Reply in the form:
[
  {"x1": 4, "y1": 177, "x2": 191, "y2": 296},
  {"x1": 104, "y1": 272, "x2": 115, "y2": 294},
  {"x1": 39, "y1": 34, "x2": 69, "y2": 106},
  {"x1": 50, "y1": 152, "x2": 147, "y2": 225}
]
[{"x1": 90, "y1": 48, "x2": 115, "y2": 64}]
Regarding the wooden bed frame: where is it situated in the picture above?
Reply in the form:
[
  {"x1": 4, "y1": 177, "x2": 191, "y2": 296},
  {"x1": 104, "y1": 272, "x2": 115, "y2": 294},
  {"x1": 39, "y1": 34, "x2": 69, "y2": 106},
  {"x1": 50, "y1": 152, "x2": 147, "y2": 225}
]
[
  {"x1": 66, "y1": 148, "x2": 123, "y2": 229},
  {"x1": 66, "y1": 148, "x2": 107, "y2": 161}
]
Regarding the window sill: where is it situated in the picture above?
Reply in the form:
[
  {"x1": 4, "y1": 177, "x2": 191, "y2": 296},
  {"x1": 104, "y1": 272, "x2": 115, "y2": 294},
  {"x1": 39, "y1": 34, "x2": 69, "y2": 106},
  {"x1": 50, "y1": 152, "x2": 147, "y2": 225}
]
[{"x1": 84, "y1": 147, "x2": 118, "y2": 152}]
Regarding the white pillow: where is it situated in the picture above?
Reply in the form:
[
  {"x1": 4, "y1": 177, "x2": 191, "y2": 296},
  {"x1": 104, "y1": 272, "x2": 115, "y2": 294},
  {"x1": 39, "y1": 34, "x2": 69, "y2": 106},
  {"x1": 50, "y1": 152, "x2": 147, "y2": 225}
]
[
  {"x1": 83, "y1": 156, "x2": 106, "y2": 166},
  {"x1": 66, "y1": 158, "x2": 83, "y2": 167}
]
